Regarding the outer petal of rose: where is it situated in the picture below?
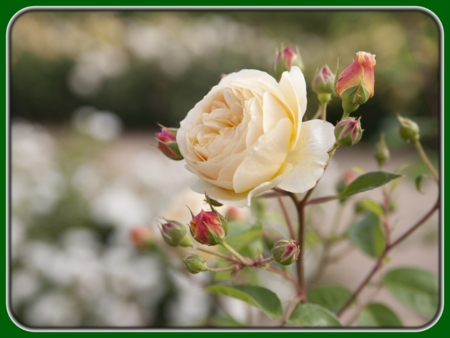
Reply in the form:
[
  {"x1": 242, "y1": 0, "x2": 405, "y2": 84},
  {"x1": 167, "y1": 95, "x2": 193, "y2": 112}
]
[
  {"x1": 278, "y1": 66, "x2": 307, "y2": 149},
  {"x1": 277, "y1": 120, "x2": 335, "y2": 193},
  {"x1": 218, "y1": 69, "x2": 279, "y2": 88},
  {"x1": 191, "y1": 163, "x2": 292, "y2": 207}
]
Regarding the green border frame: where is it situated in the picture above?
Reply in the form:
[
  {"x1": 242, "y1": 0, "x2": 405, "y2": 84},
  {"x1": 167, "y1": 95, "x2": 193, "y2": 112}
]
[{"x1": 2, "y1": 2, "x2": 446, "y2": 335}]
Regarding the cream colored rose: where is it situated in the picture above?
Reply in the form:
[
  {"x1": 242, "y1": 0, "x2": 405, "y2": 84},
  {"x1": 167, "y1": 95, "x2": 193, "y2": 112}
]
[{"x1": 177, "y1": 67, "x2": 335, "y2": 207}]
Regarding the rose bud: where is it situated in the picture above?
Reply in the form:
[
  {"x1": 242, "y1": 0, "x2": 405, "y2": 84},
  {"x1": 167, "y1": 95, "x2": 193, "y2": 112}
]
[
  {"x1": 334, "y1": 117, "x2": 363, "y2": 147},
  {"x1": 155, "y1": 126, "x2": 183, "y2": 161},
  {"x1": 159, "y1": 220, "x2": 193, "y2": 247},
  {"x1": 273, "y1": 44, "x2": 304, "y2": 80},
  {"x1": 183, "y1": 254, "x2": 208, "y2": 274},
  {"x1": 312, "y1": 65, "x2": 336, "y2": 104},
  {"x1": 130, "y1": 226, "x2": 155, "y2": 250},
  {"x1": 225, "y1": 207, "x2": 246, "y2": 222},
  {"x1": 189, "y1": 209, "x2": 228, "y2": 246},
  {"x1": 375, "y1": 133, "x2": 390, "y2": 168},
  {"x1": 271, "y1": 239, "x2": 300, "y2": 266},
  {"x1": 336, "y1": 170, "x2": 358, "y2": 195},
  {"x1": 336, "y1": 52, "x2": 376, "y2": 115},
  {"x1": 397, "y1": 115, "x2": 420, "y2": 143}
]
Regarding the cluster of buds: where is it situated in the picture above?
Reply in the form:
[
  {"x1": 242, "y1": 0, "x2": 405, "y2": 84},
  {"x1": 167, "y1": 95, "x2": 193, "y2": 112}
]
[
  {"x1": 397, "y1": 115, "x2": 420, "y2": 143},
  {"x1": 273, "y1": 44, "x2": 304, "y2": 80},
  {"x1": 155, "y1": 125, "x2": 183, "y2": 160},
  {"x1": 271, "y1": 239, "x2": 300, "y2": 266},
  {"x1": 159, "y1": 220, "x2": 193, "y2": 247},
  {"x1": 336, "y1": 52, "x2": 376, "y2": 116},
  {"x1": 334, "y1": 117, "x2": 363, "y2": 147},
  {"x1": 311, "y1": 65, "x2": 336, "y2": 105}
]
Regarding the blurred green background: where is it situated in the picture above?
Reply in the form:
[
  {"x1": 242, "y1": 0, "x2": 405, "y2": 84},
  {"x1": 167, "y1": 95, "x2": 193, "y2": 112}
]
[{"x1": 10, "y1": 10, "x2": 440, "y2": 328}]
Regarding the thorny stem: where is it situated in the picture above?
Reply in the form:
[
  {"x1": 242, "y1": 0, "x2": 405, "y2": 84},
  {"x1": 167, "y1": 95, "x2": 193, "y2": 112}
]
[
  {"x1": 337, "y1": 199, "x2": 439, "y2": 317},
  {"x1": 221, "y1": 241, "x2": 251, "y2": 266},
  {"x1": 278, "y1": 196, "x2": 297, "y2": 241},
  {"x1": 414, "y1": 140, "x2": 439, "y2": 182}
]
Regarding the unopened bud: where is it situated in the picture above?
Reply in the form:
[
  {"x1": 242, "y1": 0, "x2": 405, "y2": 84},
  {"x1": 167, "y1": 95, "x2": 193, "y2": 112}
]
[
  {"x1": 271, "y1": 239, "x2": 299, "y2": 266},
  {"x1": 336, "y1": 52, "x2": 376, "y2": 116},
  {"x1": 155, "y1": 126, "x2": 183, "y2": 160},
  {"x1": 273, "y1": 44, "x2": 304, "y2": 80},
  {"x1": 336, "y1": 170, "x2": 358, "y2": 194},
  {"x1": 183, "y1": 254, "x2": 208, "y2": 274},
  {"x1": 334, "y1": 117, "x2": 363, "y2": 147},
  {"x1": 130, "y1": 226, "x2": 155, "y2": 250},
  {"x1": 159, "y1": 220, "x2": 192, "y2": 247},
  {"x1": 189, "y1": 210, "x2": 228, "y2": 246},
  {"x1": 397, "y1": 115, "x2": 420, "y2": 143},
  {"x1": 312, "y1": 65, "x2": 336, "y2": 104},
  {"x1": 375, "y1": 133, "x2": 390, "y2": 167}
]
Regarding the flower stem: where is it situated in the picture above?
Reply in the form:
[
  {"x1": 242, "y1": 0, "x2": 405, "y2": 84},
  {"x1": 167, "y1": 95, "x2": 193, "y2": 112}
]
[
  {"x1": 414, "y1": 140, "x2": 439, "y2": 182},
  {"x1": 196, "y1": 247, "x2": 236, "y2": 263},
  {"x1": 221, "y1": 241, "x2": 250, "y2": 266},
  {"x1": 337, "y1": 199, "x2": 439, "y2": 317},
  {"x1": 278, "y1": 196, "x2": 297, "y2": 241},
  {"x1": 207, "y1": 265, "x2": 239, "y2": 273},
  {"x1": 320, "y1": 102, "x2": 328, "y2": 120}
]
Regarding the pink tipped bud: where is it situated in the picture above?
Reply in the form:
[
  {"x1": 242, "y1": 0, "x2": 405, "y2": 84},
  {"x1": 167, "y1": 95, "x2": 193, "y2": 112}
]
[
  {"x1": 159, "y1": 220, "x2": 192, "y2": 247},
  {"x1": 312, "y1": 65, "x2": 336, "y2": 102},
  {"x1": 271, "y1": 239, "x2": 299, "y2": 266},
  {"x1": 130, "y1": 226, "x2": 155, "y2": 250},
  {"x1": 334, "y1": 117, "x2": 363, "y2": 147},
  {"x1": 183, "y1": 254, "x2": 208, "y2": 274},
  {"x1": 225, "y1": 207, "x2": 246, "y2": 222},
  {"x1": 156, "y1": 126, "x2": 183, "y2": 160},
  {"x1": 273, "y1": 44, "x2": 304, "y2": 80},
  {"x1": 189, "y1": 210, "x2": 227, "y2": 246}
]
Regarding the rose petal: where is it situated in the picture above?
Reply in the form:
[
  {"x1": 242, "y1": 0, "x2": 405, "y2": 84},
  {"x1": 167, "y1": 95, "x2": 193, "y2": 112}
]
[
  {"x1": 219, "y1": 69, "x2": 279, "y2": 88},
  {"x1": 278, "y1": 120, "x2": 335, "y2": 193},
  {"x1": 262, "y1": 92, "x2": 289, "y2": 133},
  {"x1": 233, "y1": 118, "x2": 292, "y2": 193}
]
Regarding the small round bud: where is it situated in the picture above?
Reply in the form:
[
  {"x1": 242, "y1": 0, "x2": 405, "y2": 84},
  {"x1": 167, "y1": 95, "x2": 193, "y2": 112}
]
[
  {"x1": 375, "y1": 133, "x2": 390, "y2": 167},
  {"x1": 159, "y1": 220, "x2": 192, "y2": 247},
  {"x1": 397, "y1": 115, "x2": 420, "y2": 143},
  {"x1": 156, "y1": 126, "x2": 183, "y2": 160},
  {"x1": 189, "y1": 210, "x2": 228, "y2": 246},
  {"x1": 130, "y1": 226, "x2": 155, "y2": 250},
  {"x1": 271, "y1": 239, "x2": 299, "y2": 266},
  {"x1": 183, "y1": 254, "x2": 208, "y2": 274},
  {"x1": 273, "y1": 44, "x2": 304, "y2": 80},
  {"x1": 312, "y1": 65, "x2": 336, "y2": 103},
  {"x1": 334, "y1": 117, "x2": 363, "y2": 147}
]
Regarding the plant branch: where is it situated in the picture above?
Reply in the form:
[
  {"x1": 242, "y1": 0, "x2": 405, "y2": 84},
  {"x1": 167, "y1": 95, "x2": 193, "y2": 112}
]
[
  {"x1": 305, "y1": 195, "x2": 340, "y2": 205},
  {"x1": 221, "y1": 241, "x2": 251, "y2": 266},
  {"x1": 197, "y1": 247, "x2": 237, "y2": 263},
  {"x1": 278, "y1": 196, "x2": 297, "y2": 241},
  {"x1": 266, "y1": 267, "x2": 301, "y2": 294},
  {"x1": 414, "y1": 140, "x2": 439, "y2": 182},
  {"x1": 337, "y1": 199, "x2": 439, "y2": 317},
  {"x1": 207, "y1": 265, "x2": 239, "y2": 272}
]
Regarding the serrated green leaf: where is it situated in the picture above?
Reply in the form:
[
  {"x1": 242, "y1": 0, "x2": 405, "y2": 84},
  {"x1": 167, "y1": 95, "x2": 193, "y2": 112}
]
[
  {"x1": 307, "y1": 285, "x2": 353, "y2": 313},
  {"x1": 287, "y1": 303, "x2": 342, "y2": 327},
  {"x1": 347, "y1": 212, "x2": 385, "y2": 257},
  {"x1": 358, "y1": 302, "x2": 403, "y2": 327},
  {"x1": 205, "y1": 284, "x2": 282, "y2": 320},
  {"x1": 383, "y1": 267, "x2": 439, "y2": 318},
  {"x1": 340, "y1": 171, "x2": 402, "y2": 198}
]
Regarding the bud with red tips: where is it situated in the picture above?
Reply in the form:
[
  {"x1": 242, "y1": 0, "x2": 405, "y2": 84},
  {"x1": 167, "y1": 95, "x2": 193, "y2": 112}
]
[
  {"x1": 273, "y1": 44, "x2": 304, "y2": 80},
  {"x1": 334, "y1": 117, "x2": 363, "y2": 147},
  {"x1": 312, "y1": 64, "x2": 336, "y2": 104},
  {"x1": 159, "y1": 220, "x2": 192, "y2": 247},
  {"x1": 271, "y1": 239, "x2": 300, "y2": 266},
  {"x1": 130, "y1": 226, "x2": 155, "y2": 250},
  {"x1": 189, "y1": 209, "x2": 228, "y2": 246},
  {"x1": 183, "y1": 254, "x2": 208, "y2": 274},
  {"x1": 155, "y1": 126, "x2": 183, "y2": 160},
  {"x1": 336, "y1": 51, "x2": 376, "y2": 116}
]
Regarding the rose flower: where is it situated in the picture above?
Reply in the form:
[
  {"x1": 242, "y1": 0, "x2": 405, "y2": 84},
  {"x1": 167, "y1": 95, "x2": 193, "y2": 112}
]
[{"x1": 176, "y1": 67, "x2": 335, "y2": 207}]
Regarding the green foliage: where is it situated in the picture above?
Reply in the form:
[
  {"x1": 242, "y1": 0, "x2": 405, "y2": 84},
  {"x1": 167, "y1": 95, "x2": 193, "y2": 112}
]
[
  {"x1": 383, "y1": 267, "x2": 439, "y2": 318},
  {"x1": 354, "y1": 198, "x2": 384, "y2": 217},
  {"x1": 347, "y1": 212, "x2": 385, "y2": 258},
  {"x1": 307, "y1": 285, "x2": 353, "y2": 314},
  {"x1": 358, "y1": 302, "x2": 403, "y2": 327},
  {"x1": 340, "y1": 171, "x2": 402, "y2": 198},
  {"x1": 205, "y1": 285, "x2": 283, "y2": 320},
  {"x1": 287, "y1": 303, "x2": 342, "y2": 327}
]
